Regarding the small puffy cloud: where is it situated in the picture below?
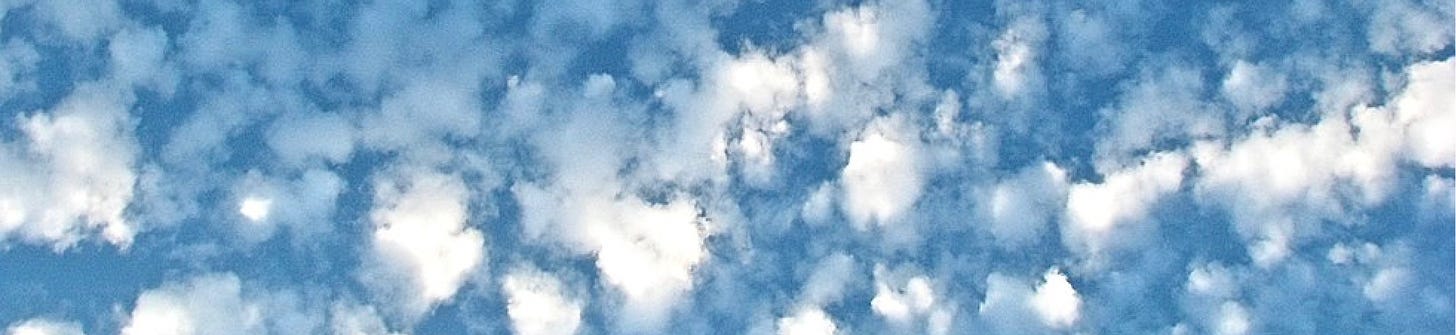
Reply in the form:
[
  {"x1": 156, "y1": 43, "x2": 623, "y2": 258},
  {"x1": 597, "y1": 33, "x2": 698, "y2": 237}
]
[
  {"x1": 1030, "y1": 268, "x2": 1081, "y2": 329},
  {"x1": 777, "y1": 307, "x2": 837, "y2": 335},
  {"x1": 502, "y1": 266, "x2": 583, "y2": 335},
  {"x1": 237, "y1": 196, "x2": 271, "y2": 223},
  {"x1": 0, "y1": 83, "x2": 139, "y2": 250},
  {"x1": 839, "y1": 116, "x2": 924, "y2": 229},
  {"x1": 869, "y1": 265, "x2": 955, "y2": 334},
  {"x1": 120, "y1": 273, "x2": 263, "y2": 335},
  {"x1": 593, "y1": 196, "x2": 709, "y2": 329},
  {"x1": 1220, "y1": 60, "x2": 1289, "y2": 114},
  {"x1": 362, "y1": 169, "x2": 485, "y2": 320},
  {"x1": 1392, "y1": 59, "x2": 1454, "y2": 169},
  {"x1": 5, "y1": 319, "x2": 84, "y2": 335},
  {"x1": 992, "y1": 16, "x2": 1047, "y2": 98},
  {"x1": 984, "y1": 161, "x2": 1068, "y2": 248},
  {"x1": 229, "y1": 169, "x2": 345, "y2": 243},
  {"x1": 1063, "y1": 152, "x2": 1187, "y2": 261},
  {"x1": 979, "y1": 268, "x2": 1082, "y2": 333}
]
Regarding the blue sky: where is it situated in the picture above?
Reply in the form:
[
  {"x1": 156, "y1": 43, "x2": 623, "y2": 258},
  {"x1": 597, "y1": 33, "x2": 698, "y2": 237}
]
[{"x1": 0, "y1": 0, "x2": 1453, "y2": 334}]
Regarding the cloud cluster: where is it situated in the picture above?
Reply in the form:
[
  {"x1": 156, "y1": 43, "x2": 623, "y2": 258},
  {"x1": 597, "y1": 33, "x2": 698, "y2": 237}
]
[{"x1": 0, "y1": 0, "x2": 1450, "y2": 334}]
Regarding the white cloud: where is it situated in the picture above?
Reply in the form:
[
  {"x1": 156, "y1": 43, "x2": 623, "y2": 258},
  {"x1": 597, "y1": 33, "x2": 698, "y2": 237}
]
[
  {"x1": 121, "y1": 273, "x2": 263, "y2": 335},
  {"x1": 985, "y1": 161, "x2": 1068, "y2": 247},
  {"x1": 1221, "y1": 60, "x2": 1289, "y2": 114},
  {"x1": 238, "y1": 196, "x2": 272, "y2": 223},
  {"x1": 1213, "y1": 301, "x2": 1251, "y2": 335},
  {"x1": 0, "y1": 83, "x2": 139, "y2": 250},
  {"x1": 1095, "y1": 66, "x2": 1221, "y2": 169},
  {"x1": 1392, "y1": 59, "x2": 1454, "y2": 169},
  {"x1": 992, "y1": 16, "x2": 1047, "y2": 98},
  {"x1": 593, "y1": 196, "x2": 709, "y2": 328},
  {"x1": 363, "y1": 169, "x2": 484, "y2": 320},
  {"x1": 5, "y1": 319, "x2": 83, "y2": 335},
  {"x1": 869, "y1": 265, "x2": 954, "y2": 334},
  {"x1": 502, "y1": 266, "x2": 583, "y2": 335},
  {"x1": 229, "y1": 169, "x2": 345, "y2": 244},
  {"x1": 839, "y1": 116, "x2": 924, "y2": 229},
  {"x1": 1365, "y1": 0, "x2": 1453, "y2": 55},
  {"x1": 777, "y1": 307, "x2": 837, "y2": 335},
  {"x1": 1030, "y1": 268, "x2": 1081, "y2": 329},
  {"x1": 1063, "y1": 152, "x2": 1187, "y2": 260},
  {"x1": 1192, "y1": 58, "x2": 1453, "y2": 267}
]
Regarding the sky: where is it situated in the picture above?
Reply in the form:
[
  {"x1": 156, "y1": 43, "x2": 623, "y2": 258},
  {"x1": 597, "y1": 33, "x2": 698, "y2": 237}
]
[{"x1": 0, "y1": 0, "x2": 1452, "y2": 334}]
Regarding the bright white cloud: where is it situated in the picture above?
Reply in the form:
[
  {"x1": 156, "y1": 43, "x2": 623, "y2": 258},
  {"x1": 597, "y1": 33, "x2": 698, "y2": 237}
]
[
  {"x1": 121, "y1": 273, "x2": 263, "y2": 335},
  {"x1": 502, "y1": 266, "x2": 583, "y2": 335},
  {"x1": 1064, "y1": 152, "x2": 1187, "y2": 259},
  {"x1": 238, "y1": 196, "x2": 272, "y2": 223},
  {"x1": 840, "y1": 116, "x2": 924, "y2": 229},
  {"x1": 1030, "y1": 268, "x2": 1082, "y2": 329},
  {"x1": 363, "y1": 169, "x2": 485, "y2": 320},
  {"x1": 1192, "y1": 58, "x2": 1453, "y2": 267},
  {"x1": 777, "y1": 307, "x2": 837, "y2": 335},
  {"x1": 0, "y1": 83, "x2": 139, "y2": 250},
  {"x1": 5, "y1": 319, "x2": 83, "y2": 335}
]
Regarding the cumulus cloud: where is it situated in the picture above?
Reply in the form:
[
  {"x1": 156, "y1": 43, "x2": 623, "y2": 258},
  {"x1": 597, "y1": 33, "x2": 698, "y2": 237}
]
[
  {"x1": 1030, "y1": 268, "x2": 1082, "y2": 329},
  {"x1": 362, "y1": 169, "x2": 485, "y2": 321},
  {"x1": 991, "y1": 16, "x2": 1047, "y2": 98},
  {"x1": 1063, "y1": 152, "x2": 1188, "y2": 262},
  {"x1": 5, "y1": 319, "x2": 83, "y2": 335},
  {"x1": 121, "y1": 273, "x2": 263, "y2": 335},
  {"x1": 0, "y1": 83, "x2": 140, "y2": 250},
  {"x1": 979, "y1": 267, "x2": 1084, "y2": 333},
  {"x1": 776, "y1": 307, "x2": 837, "y2": 335},
  {"x1": 869, "y1": 265, "x2": 955, "y2": 334},
  {"x1": 839, "y1": 116, "x2": 925, "y2": 230},
  {"x1": 1192, "y1": 58, "x2": 1454, "y2": 267},
  {"x1": 502, "y1": 266, "x2": 583, "y2": 335},
  {"x1": 983, "y1": 161, "x2": 1068, "y2": 248}
]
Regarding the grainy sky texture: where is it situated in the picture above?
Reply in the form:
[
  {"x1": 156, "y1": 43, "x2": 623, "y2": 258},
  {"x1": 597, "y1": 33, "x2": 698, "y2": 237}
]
[{"x1": 0, "y1": 0, "x2": 1453, "y2": 334}]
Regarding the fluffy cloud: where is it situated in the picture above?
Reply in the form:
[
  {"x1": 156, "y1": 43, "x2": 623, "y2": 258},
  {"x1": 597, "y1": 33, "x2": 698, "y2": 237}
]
[
  {"x1": 776, "y1": 307, "x2": 837, "y2": 335},
  {"x1": 991, "y1": 16, "x2": 1047, "y2": 98},
  {"x1": 1063, "y1": 152, "x2": 1188, "y2": 261},
  {"x1": 362, "y1": 169, "x2": 485, "y2": 320},
  {"x1": 983, "y1": 161, "x2": 1068, "y2": 247},
  {"x1": 5, "y1": 319, "x2": 83, "y2": 335},
  {"x1": 839, "y1": 116, "x2": 925, "y2": 229},
  {"x1": 121, "y1": 273, "x2": 262, "y2": 335},
  {"x1": 502, "y1": 266, "x2": 584, "y2": 335},
  {"x1": 229, "y1": 169, "x2": 345, "y2": 243},
  {"x1": 0, "y1": 83, "x2": 139, "y2": 250},
  {"x1": 979, "y1": 267, "x2": 1084, "y2": 333},
  {"x1": 1030, "y1": 268, "x2": 1082, "y2": 329},
  {"x1": 869, "y1": 265, "x2": 954, "y2": 335},
  {"x1": 1192, "y1": 58, "x2": 1453, "y2": 267}
]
